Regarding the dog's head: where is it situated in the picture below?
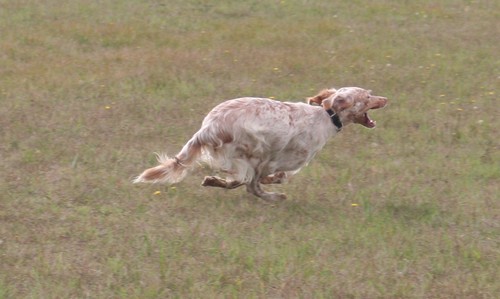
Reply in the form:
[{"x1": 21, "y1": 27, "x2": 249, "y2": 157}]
[{"x1": 308, "y1": 87, "x2": 388, "y2": 128}]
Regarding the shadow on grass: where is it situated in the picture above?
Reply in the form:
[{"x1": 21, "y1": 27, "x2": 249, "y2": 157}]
[{"x1": 382, "y1": 201, "x2": 442, "y2": 226}]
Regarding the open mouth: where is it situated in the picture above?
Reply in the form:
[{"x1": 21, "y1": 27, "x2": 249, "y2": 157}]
[
  {"x1": 361, "y1": 98, "x2": 387, "y2": 128},
  {"x1": 362, "y1": 112, "x2": 376, "y2": 128}
]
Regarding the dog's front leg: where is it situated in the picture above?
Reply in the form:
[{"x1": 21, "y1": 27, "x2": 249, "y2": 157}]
[
  {"x1": 246, "y1": 176, "x2": 287, "y2": 202},
  {"x1": 259, "y1": 172, "x2": 287, "y2": 184}
]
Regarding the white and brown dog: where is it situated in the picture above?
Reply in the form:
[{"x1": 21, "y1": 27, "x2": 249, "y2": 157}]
[{"x1": 134, "y1": 87, "x2": 388, "y2": 201}]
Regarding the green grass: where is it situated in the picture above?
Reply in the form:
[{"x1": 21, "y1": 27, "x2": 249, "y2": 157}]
[{"x1": 1, "y1": 0, "x2": 498, "y2": 298}]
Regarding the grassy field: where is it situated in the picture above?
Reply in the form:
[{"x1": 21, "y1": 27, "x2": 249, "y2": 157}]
[{"x1": 1, "y1": 0, "x2": 498, "y2": 298}]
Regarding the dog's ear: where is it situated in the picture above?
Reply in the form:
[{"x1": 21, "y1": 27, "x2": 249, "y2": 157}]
[
  {"x1": 307, "y1": 89, "x2": 336, "y2": 106},
  {"x1": 331, "y1": 95, "x2": 353, "y2": 112}
]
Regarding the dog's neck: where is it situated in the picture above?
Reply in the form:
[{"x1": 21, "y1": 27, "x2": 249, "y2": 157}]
[
  {"x1": 319, "y1": 97, "x2": 343, "y2": 131},
  {"x1": 325, "y1": 109, "x2": 343, "y2": 131}
]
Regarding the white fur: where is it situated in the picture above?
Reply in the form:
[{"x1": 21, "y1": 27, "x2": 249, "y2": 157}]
[
  {"x1": 134, "y1": 87, "x2": 388, "y2": 201},
  {"x1": 199, "y1": 98, "x2": 335, "y2": 183}
]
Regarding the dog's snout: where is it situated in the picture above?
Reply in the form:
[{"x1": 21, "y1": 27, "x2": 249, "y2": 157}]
[{"x1": 371, "y1": 96, "x2": 388, "y2": 109}]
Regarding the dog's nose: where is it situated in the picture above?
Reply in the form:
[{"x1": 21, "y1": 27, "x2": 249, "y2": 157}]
[{"x1": 379, "y1": 97, "x2": 388, "y2": 107}]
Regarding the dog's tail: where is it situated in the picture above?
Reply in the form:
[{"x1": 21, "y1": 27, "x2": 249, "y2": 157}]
[{"x1": 133, "y1": 136, "x2": 203, "y2": 184}]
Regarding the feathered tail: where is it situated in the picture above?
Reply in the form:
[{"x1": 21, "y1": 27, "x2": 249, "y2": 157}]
[{"x1": 133, "y1": 136, "x2": 202, "y2": 184}]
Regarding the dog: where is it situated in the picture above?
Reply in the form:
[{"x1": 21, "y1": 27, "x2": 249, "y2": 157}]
[{"x1": 134, "y1": 87, "x2": 388, "y2": 201}]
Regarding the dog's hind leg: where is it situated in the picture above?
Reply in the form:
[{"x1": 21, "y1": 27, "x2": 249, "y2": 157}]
[{"x1": 201, "y1": 176, "x2": 244, "y2": 189}]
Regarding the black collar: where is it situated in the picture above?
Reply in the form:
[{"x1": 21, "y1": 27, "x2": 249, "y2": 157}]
[{"x1": 326, "y1": 109, "x2": 343, "y2": 131}]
